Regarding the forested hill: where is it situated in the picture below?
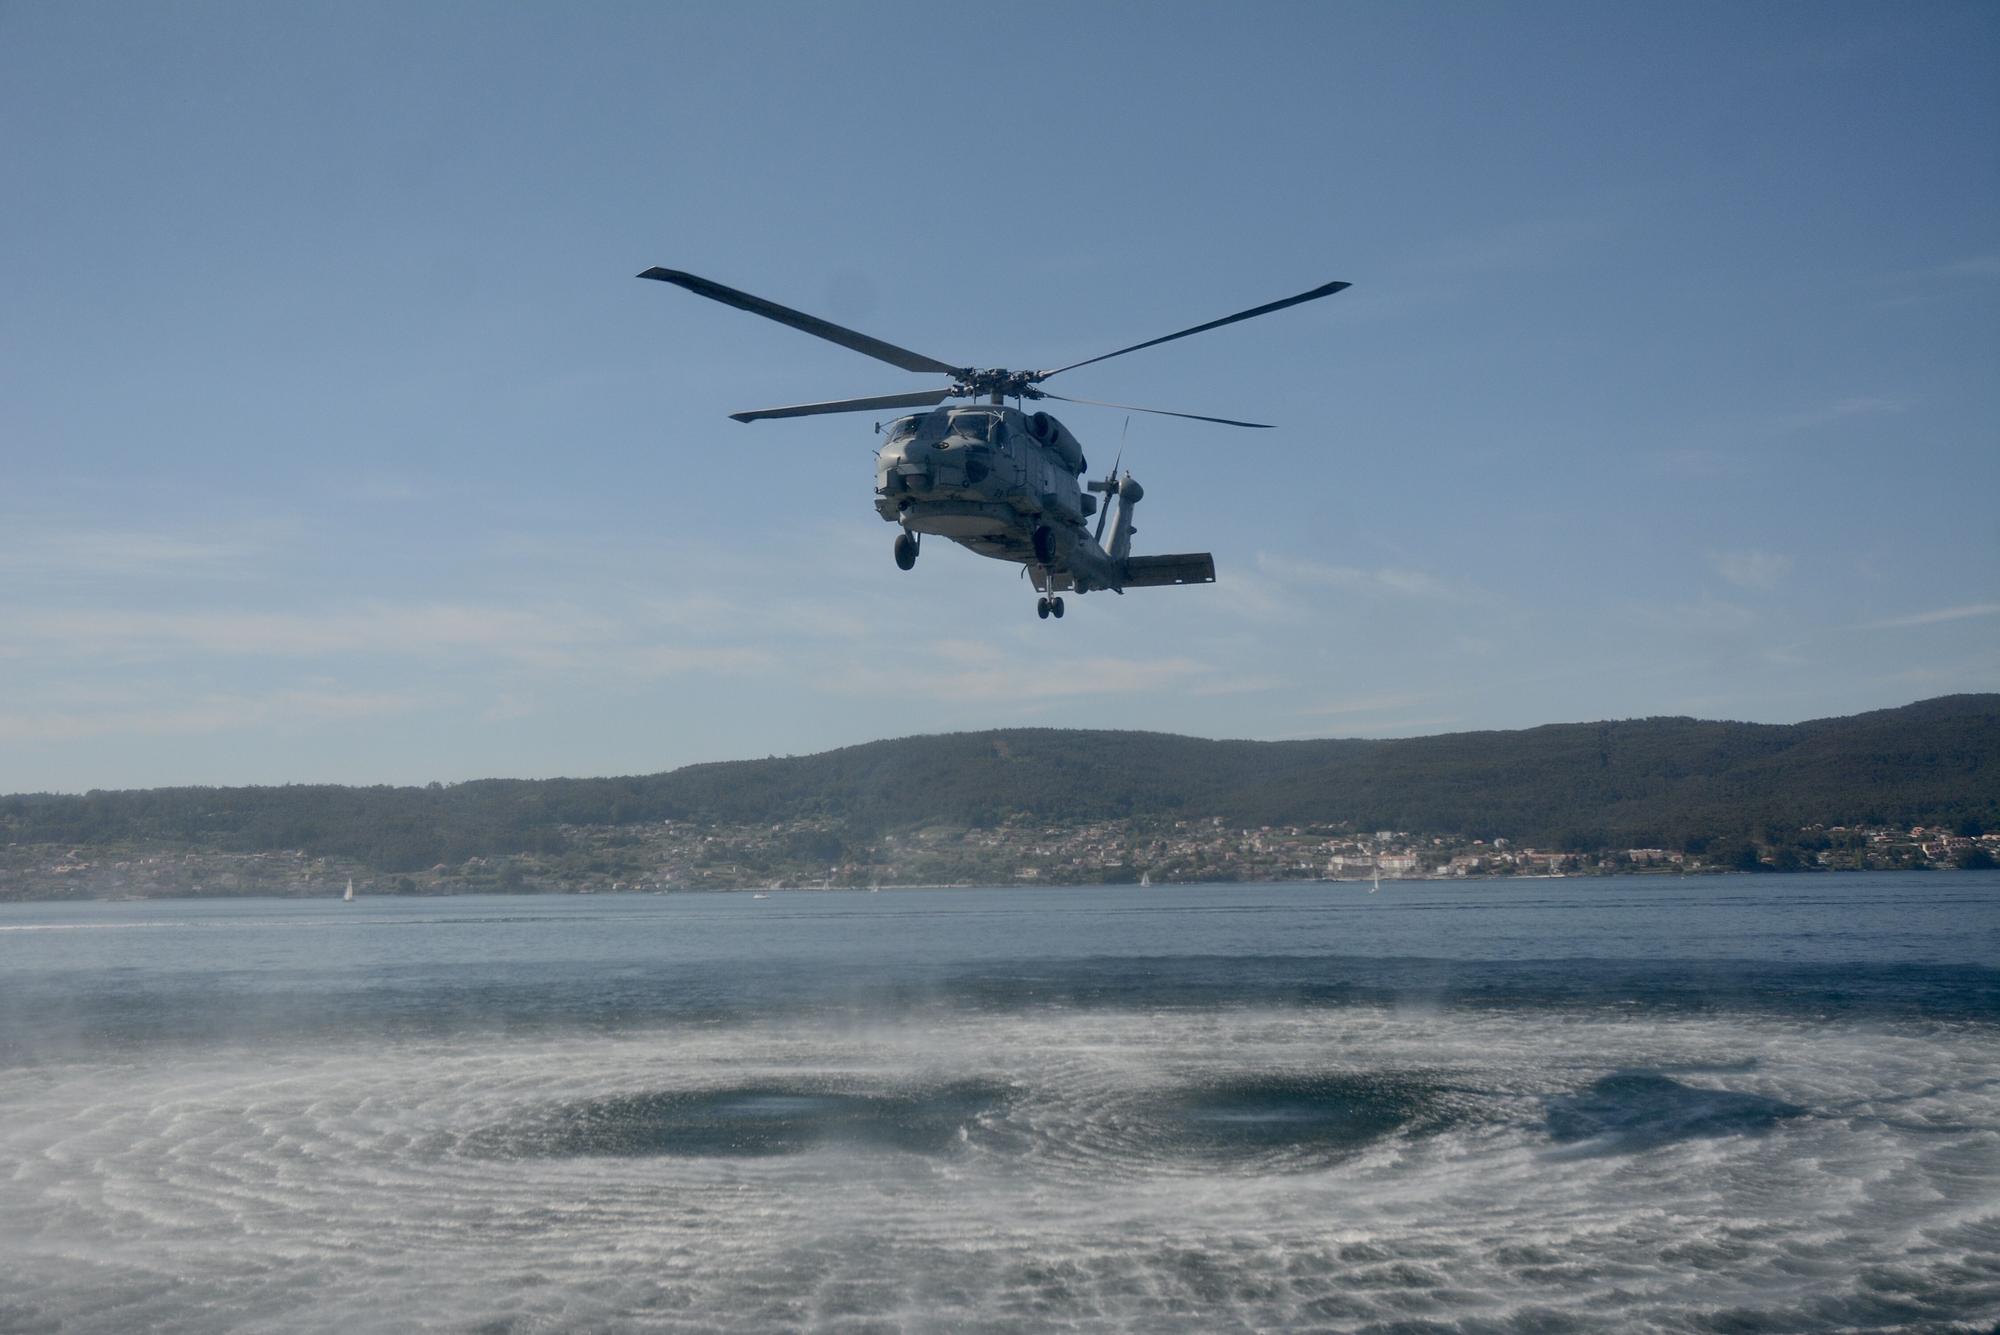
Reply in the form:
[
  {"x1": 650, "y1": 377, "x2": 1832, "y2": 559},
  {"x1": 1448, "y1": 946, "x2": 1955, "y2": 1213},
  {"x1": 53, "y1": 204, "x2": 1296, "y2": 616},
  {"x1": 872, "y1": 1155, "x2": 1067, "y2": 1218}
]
[{"x1": 5, "y1": 696, "x2": 1994, "y2": 872}]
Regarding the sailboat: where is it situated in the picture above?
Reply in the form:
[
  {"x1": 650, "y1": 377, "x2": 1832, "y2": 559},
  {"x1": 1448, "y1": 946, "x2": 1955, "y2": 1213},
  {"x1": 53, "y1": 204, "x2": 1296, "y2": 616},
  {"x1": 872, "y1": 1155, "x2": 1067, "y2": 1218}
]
[
  {"x1": 1370, "y1": 865, "x2": 1380, "y2": 894},
  {"x1": 343, "y1": 877, "x2": 355, "y2": 903},
  {"x1": 1139, "y1": 870, "x2": 1152, "y2": 887}
]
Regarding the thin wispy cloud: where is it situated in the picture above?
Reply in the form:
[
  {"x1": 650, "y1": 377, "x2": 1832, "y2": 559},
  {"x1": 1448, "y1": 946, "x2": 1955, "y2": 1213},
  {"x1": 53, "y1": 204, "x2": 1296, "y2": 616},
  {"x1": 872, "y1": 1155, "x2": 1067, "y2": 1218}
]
[
  {"x1": 0, "y1": 524, "x2": 270, "y2": 580},
  {"x1": 1306, "y1": 690, "x2": 1432, "y2": 717},
  {"x1": 962, "y1": 655, "x2": 1210, "y2": 702},
  {"x1": 3, "y1": 598, "x2": 818, "y2": 689},
  {"x1": 930, "y1": 639, "x2": 997, "y2": 666},
  {"x1": 1203, "y1": 570, "x2": 1309, "y2": 625},
  {"x1": 1320, "y1": 715, "x2": 1461, "y2": 736},
  {"x1": 1647, "y1": 448, "x2": 1740, "y2": 480},
  {"x1": 1934, "y1": 253, "x2": 2000, "y2": 280},
  {"x1": 1874, "y1": 253, "x2": 2000, "y2": 308},
  {"x1": 1629, "y1": 597, "x2": 1758, "y2": 633},
  {"x1": 1186, "y1": 674, "x2": 1287, "y2": 698},
  {"x1": 818, "y1": 643, "x2": 1212, "y2": 704},
  {"x1": 6, "y1": 603, "x2": 614, "y2": 663},
  {"x1": 339, "y1": 472, "x2": 424, "y2": 503},
  {"x1": 612, "y1": 645, "x2": 779, "y2": 678},
  {"x1": 638, "y1": 593, "x2": 742, "y2": 632},
  {"x1": 1708, "y1": 549, "x2": 1793, "y2": 592},
  {"x1": 1411, "y1": 215, "x2": 1604, "y2": 276},
  {"x1": 1877, "y1": 654, "x2": 2000, "y2": 691},
  {"x1": 1861, "y1": 602, "x2": 2000, "y2": 630},
  {"x1": 0, "y1": 686, "x2": 435, "y2": 743},
  {"x1": 480, "y1": 693, "x2": 535, "y2": 724},
  {"x1": 1256, "y1": 552, "x2": 1454, "y2": 599},
  {"x1": 1775, "y1": 397, "x2": 1910, "y2": 435}
]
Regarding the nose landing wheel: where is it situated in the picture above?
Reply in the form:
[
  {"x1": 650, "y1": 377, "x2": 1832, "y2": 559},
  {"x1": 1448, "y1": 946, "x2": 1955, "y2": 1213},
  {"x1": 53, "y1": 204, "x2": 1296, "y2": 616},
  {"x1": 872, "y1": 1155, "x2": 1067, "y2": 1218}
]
[
  {"x1": 1036, "y1": 595, "x2": 1065, "y2": 620},
  {"x1": 893, "y1": 532, "x2": 918, "y2": 570}
]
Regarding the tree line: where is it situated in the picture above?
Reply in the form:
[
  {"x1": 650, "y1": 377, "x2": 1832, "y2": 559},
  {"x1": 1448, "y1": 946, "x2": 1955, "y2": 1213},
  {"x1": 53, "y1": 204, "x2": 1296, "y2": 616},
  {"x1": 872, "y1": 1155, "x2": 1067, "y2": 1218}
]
[{"x1": 4, "y1": 695, "x2": 1993, "y2": 873}]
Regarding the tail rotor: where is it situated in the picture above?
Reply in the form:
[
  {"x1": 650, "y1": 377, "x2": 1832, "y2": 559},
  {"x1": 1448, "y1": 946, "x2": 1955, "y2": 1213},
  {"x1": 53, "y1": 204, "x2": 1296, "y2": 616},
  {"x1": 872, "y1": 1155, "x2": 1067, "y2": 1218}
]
[
  {"x1": 1089, "y1": 418, "x2": 1129, "y2": 546},
  {"x1": 1088, "y1": 451, "x2": 1122, "y2": 545}
]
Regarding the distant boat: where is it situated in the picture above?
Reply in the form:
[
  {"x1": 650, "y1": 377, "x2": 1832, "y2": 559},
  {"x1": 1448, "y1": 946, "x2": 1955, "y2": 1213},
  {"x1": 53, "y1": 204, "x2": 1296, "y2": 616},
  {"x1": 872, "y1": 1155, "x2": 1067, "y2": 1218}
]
[
  {"x1": 343, "y1": 878, "x2": 355, "y2": 903},
  {"x1": 1370, "y1": 866, "x2": 1380, "y2": 894},
  {"x1": 1140, "y1": 871, "x2": 1152, "y2": 887},
  {"x1": 752, "y1": 892, "x2": 770, "y2": 900}
]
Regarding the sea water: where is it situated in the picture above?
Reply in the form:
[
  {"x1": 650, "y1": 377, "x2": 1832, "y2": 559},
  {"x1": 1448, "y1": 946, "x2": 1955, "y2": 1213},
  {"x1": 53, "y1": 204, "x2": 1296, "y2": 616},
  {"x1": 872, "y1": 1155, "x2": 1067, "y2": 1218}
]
[{"x1": 1, "y1": 874, "x2": 1996, "y2": 1332}]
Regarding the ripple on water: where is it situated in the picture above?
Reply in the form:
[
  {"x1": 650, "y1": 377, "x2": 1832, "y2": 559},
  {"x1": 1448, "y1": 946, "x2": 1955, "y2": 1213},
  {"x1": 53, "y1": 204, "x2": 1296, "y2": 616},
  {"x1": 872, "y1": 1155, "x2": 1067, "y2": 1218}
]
[
  {"x1": 463, "y1": 1068, "x2": 1467, "y2": 1172},
  {"x1": 1544, "y1": 1070, "x2": 1806, "y2": 1153},
  {"x1": 469, "y1": 1078, "x2": 1016, "y2": 1158},
  {"x1": 1148, "y1": 1071, "x2": 1461, "y2": 1168},
  {"x1": 4, "y1": 1000, "x2": 1997, "y2": 1333}
]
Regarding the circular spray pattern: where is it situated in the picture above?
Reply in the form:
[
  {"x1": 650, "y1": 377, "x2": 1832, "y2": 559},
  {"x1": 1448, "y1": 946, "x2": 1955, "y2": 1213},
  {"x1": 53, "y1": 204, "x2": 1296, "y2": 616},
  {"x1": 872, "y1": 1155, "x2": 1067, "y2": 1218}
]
[
  {"x1": 471, "y1": 1078, "x2": 1017, "y2": 1159},
  {"x1": 1149, "y1": 1070, "x2": 1462, "y2": 1166},
  {"x1": 3, "y1": 1007, "x2": 1997, "y2": 1333}
]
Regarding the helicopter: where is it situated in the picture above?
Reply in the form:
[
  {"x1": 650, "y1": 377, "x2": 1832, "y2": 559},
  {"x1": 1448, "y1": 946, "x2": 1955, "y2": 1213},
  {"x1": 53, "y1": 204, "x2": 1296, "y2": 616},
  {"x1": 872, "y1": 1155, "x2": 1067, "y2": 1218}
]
[{"x1": 639, "y1": 267, "x2": 1349, "y2": 619}]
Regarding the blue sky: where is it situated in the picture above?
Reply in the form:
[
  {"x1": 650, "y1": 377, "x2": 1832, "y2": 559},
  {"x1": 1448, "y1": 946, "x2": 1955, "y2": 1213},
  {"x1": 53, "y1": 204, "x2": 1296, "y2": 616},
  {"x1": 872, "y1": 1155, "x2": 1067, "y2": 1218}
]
[{"x1": 3, "y1": 1, "x2": 1995, "y2": 792}]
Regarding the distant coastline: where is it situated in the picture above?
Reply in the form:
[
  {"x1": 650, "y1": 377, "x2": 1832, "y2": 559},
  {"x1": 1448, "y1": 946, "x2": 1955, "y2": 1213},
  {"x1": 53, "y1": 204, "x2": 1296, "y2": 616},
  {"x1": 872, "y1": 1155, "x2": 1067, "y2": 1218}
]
[
  {"x1": 5, "y1": 824, "x2": 1993, "y2": 903},
  {"x1": 5, "y1": 695, "x2": 1994, "y2": 902}
]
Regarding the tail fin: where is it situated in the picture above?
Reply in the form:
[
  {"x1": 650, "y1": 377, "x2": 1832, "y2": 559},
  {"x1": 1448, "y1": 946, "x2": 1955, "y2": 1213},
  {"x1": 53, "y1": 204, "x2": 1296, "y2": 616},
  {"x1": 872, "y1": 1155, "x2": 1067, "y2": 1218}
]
[{"x1": 1107, "y1": 476, "x2": 1143, "y2": 563}]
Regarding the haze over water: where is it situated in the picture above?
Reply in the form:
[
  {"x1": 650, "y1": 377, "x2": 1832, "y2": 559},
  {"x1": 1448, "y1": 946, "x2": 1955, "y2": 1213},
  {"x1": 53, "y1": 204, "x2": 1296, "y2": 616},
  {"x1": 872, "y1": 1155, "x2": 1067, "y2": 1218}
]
[{"x1": 3, "y1": 874, "x2": 1997, "y2": 1332}]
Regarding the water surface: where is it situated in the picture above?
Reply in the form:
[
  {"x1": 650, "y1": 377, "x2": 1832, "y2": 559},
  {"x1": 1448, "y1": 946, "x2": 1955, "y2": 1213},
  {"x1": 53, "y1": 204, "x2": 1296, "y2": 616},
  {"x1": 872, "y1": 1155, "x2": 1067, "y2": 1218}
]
[{"x1": 3, "y1": 874, "x2": 1996, "y2": 1332}]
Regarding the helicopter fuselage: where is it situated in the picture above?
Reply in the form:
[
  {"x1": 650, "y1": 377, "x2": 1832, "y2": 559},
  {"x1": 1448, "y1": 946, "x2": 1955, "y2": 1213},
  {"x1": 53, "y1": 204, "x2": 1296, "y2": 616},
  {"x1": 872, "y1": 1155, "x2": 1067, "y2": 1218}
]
[
  {"x1": 637, "y1": 263, "x2": 1339, "y2": 614},
  {"x1": 873, "y1": 405, "x2": 1125, "y2": 591}
]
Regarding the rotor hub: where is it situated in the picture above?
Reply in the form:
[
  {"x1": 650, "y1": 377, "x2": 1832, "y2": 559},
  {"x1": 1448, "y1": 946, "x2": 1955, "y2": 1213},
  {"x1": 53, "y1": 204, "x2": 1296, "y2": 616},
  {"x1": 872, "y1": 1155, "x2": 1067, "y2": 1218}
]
[{"x1": 948, "y1": 368, "x2": 1044, "y2": 400}]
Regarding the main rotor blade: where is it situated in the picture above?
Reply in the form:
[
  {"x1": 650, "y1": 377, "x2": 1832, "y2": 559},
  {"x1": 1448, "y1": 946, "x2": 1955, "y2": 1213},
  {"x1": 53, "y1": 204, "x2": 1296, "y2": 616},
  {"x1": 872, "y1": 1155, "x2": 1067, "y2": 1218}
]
[
  {"x1": 1037, "y1": 278, "x2": 1350, "y2": 381},
  {"x1": 1039, "y1": 393, "x2": 1273, "y2": 429},
  {"x1": 728, "y1": 388, "x2": 953, "y2": 424},
  {"x1": 639, "y1": 268, "x2": 964, "y2": 376}
]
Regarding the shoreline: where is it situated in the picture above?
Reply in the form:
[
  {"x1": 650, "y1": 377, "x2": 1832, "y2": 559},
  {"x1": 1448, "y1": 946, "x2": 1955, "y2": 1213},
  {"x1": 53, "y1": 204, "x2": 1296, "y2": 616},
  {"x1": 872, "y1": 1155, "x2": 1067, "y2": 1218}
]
[{"x1": 5, "y1": 863, "x2": 1996, "y2": 906}]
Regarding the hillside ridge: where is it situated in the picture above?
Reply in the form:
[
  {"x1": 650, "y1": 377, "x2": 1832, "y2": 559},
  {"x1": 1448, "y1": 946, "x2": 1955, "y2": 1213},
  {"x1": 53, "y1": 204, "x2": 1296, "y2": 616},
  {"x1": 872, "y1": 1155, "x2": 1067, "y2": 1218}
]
[{"x1": 4, "y1": 695, "x2": 1994, "y2": 872}]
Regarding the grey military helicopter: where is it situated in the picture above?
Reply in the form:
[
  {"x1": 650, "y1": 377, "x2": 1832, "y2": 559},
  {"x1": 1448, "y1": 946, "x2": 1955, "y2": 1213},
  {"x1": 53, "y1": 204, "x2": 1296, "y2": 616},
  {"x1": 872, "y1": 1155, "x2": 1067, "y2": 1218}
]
[{"x1": 640, "y1": 267, "x2": 1349, "y2": 619}]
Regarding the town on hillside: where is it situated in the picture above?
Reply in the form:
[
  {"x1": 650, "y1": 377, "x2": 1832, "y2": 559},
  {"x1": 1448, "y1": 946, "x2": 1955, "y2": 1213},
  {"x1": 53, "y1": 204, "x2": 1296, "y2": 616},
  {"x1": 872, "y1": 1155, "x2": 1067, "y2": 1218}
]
[{"x1": 4, "y1": 817, "x2": 1995, "y2": 901}]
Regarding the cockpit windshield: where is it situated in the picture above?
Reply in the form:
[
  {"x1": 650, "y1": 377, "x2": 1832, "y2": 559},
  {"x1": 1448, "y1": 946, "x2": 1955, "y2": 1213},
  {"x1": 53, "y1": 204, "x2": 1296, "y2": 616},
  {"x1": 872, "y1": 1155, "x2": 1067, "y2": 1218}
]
[{"x1": 947, "y1": 411, "x2": 996, "y2": 443}]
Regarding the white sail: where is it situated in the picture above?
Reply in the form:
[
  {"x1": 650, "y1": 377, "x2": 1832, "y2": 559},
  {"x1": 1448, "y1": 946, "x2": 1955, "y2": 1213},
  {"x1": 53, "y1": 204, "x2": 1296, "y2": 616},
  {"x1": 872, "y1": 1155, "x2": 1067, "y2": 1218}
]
[{"x1": 343, "y1": 878, "x2": 355, "y2": 902}]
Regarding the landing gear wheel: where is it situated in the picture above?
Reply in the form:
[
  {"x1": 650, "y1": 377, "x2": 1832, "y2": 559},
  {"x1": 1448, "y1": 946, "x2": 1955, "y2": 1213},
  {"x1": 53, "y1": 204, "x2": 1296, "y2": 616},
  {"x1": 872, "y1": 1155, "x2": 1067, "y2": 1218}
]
[
  {"x1": 893, "y1": 532, "x2": 917, "y2": 571},
  {"x1": 1036, "y1": 597, "x2": 1050, "y2": 620},
  {"x1": 1031, "y1": 525, "x2": 1055, "y2": 565},
  {"x1": 1051, "y1": 596, "x2": 1065, "y2": 619}
]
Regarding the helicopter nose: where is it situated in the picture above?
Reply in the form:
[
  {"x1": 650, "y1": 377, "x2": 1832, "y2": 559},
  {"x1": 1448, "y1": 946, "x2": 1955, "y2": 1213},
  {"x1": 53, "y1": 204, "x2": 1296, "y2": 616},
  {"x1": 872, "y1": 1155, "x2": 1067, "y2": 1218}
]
[{"x1": 881, "y1": 441, "x2": 933, "y2": 493}]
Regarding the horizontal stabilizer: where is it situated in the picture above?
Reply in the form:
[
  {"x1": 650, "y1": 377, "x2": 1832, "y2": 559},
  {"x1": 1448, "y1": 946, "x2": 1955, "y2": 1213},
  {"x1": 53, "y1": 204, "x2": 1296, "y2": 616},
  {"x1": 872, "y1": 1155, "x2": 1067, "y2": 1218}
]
[{"x1": 1122, "y1": 553, "x2": 1217, "y2": 588}]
